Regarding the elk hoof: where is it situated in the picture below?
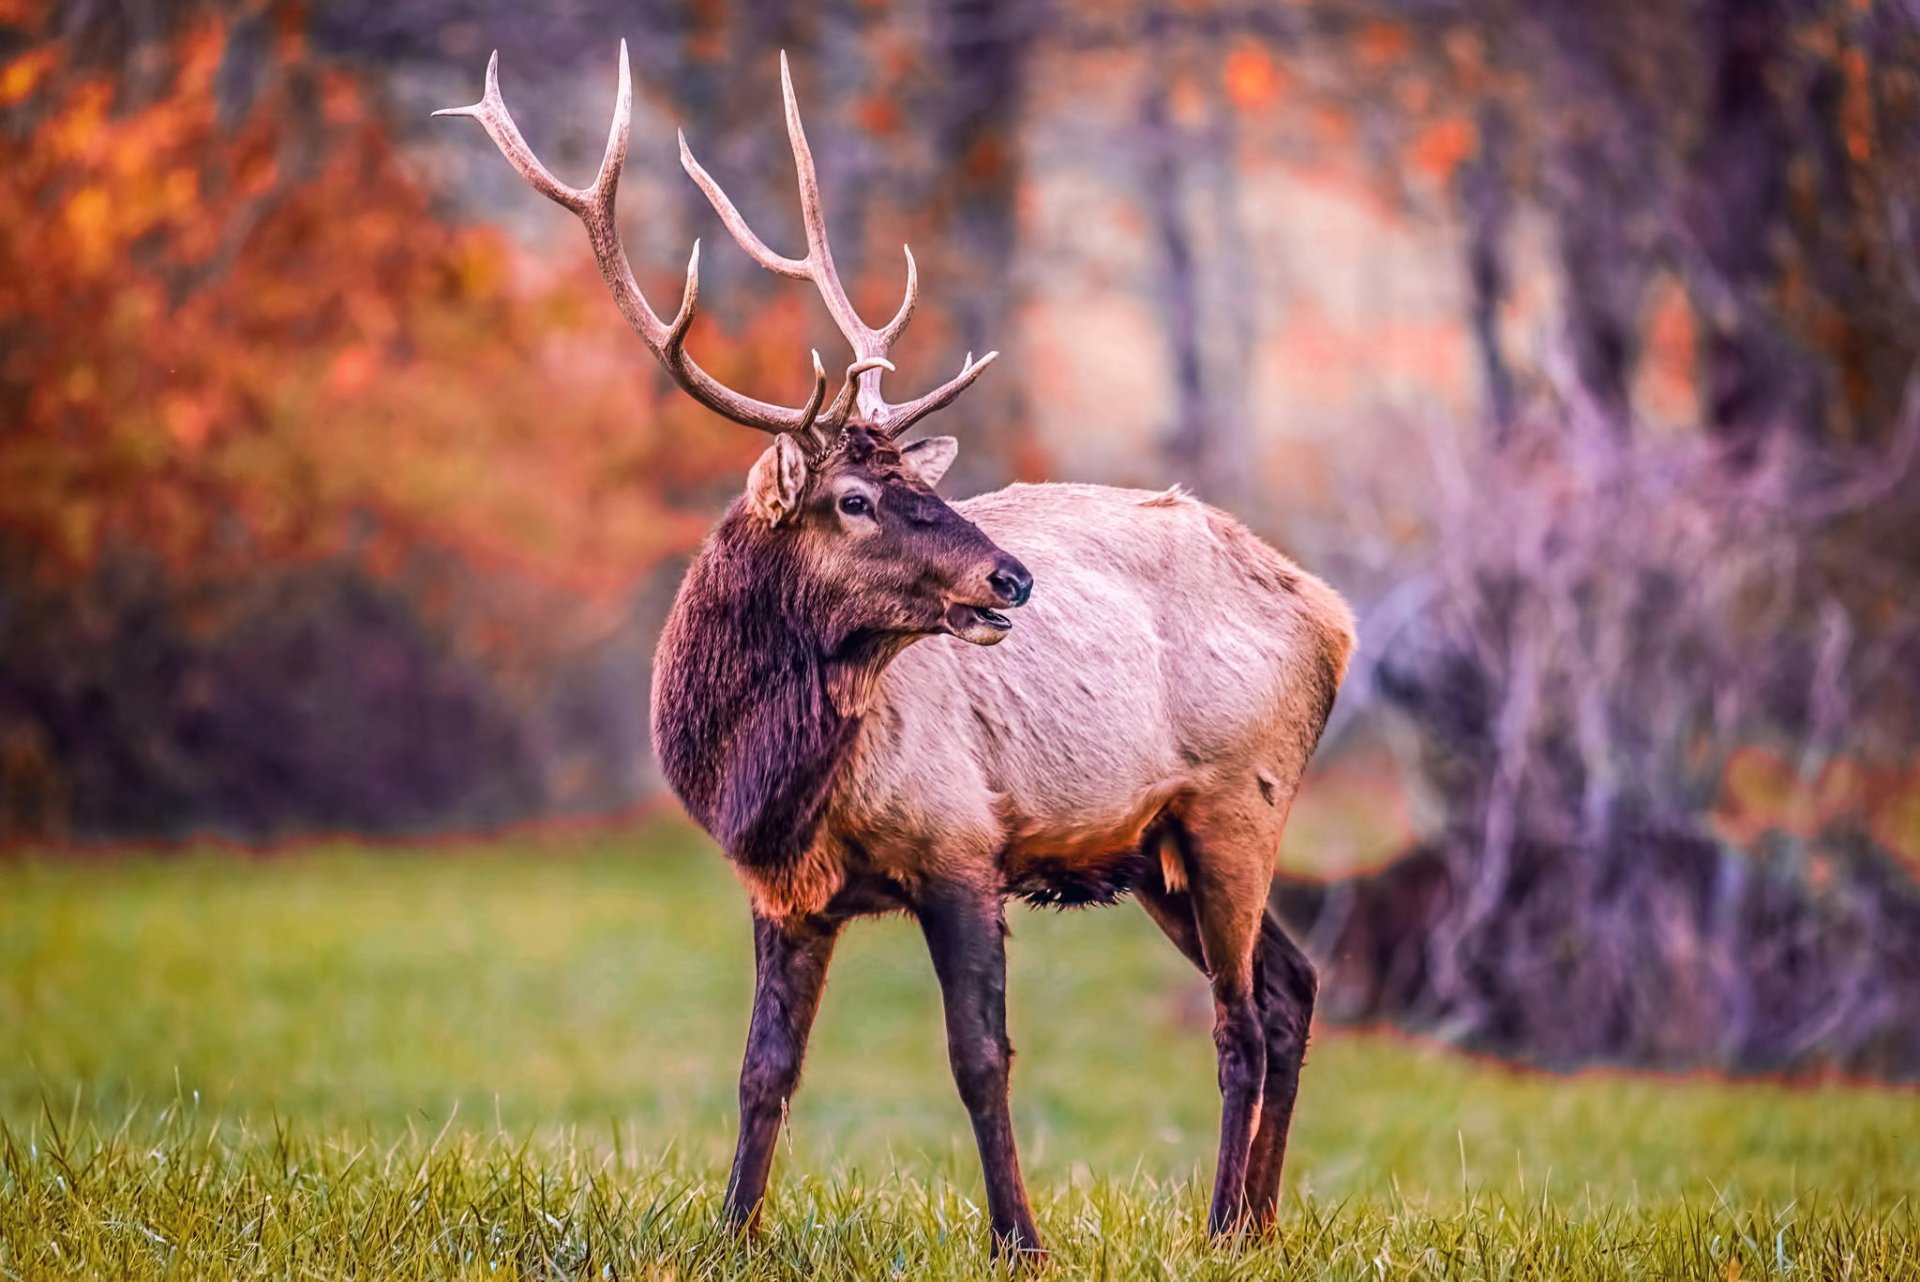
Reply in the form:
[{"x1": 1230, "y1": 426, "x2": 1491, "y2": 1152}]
[
  {"x1": 992, "y1": 1228, "x2": 1049, "y2": 1269},
  {"x1": 990, "y1": 1220, "x2": 1052, "y2": 1258}
]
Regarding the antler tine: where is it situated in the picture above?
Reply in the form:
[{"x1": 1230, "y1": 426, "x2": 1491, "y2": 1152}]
[
  {"x1": 820, "y1": 357, "x2": 897, "y2": 432},
  {"x1": 878, "y1": 350, "x2": 1000, "y2": 440},
  {"x1": 775, "y1": 52, "x2": 873, "y2": 351},
  {"x1": 435, "y1": 51, "x2": 592, "y2": 216},
  {"x1": 878, "y1": 245, "x2": 918, "y2": 346},
  {"x1": 677, "y1": 129, "x2": 811, "y2": 280},
  {"x1": 663, "y1": 240, "x2": 700, "y2": 349},
  {"x1": 439, "y1": 43, "x2": 858, "y2": 440},
  {"x1": 792, "y1": 349, "x2": 830, "y2": 452}
]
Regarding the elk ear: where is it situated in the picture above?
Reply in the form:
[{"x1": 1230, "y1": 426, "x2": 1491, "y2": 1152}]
[
  {"x1": 901, "y1": 435, "x2": 959, "y2": 488},
  {"x1": 746, "y1": 435, "x2": 809, "y2": 524}
]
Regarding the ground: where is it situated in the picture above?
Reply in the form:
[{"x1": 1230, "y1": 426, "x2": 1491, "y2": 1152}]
[{"x1": 1, "y1": 821, "x2": 1915, "y2": 1279}]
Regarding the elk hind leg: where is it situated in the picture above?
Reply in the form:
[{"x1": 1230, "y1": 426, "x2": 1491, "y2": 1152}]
[
  {"x1": 1139, "y1": 868, "x2": 1312, "y2": 1230},
  {"x1": 1242, "y1": 907, "x2": 1316, "y2": 1229},
  {"x1": 1167, "y1": 804, "x2": 1275, "y2": 1237}
]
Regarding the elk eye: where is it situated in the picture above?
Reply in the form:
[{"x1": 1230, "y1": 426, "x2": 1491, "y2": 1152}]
[{"x1": 838, "y1": 493, "x2": 872, "y2": 518}]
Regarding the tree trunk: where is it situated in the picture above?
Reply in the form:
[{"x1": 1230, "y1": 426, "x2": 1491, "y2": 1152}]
[
  {"x1": 929, "y1": 0, "x2": 1032, "y2": 491},
  {"x1": 1686, "y1": 0, "x2": 1801, "y2": 458},
  {"x1": 1461, "y1": 101, "x2": 1516, "y2": 439}
]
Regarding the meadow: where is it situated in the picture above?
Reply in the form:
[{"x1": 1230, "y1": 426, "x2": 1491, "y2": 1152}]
[{"x1": 2, "y1": 822, "x2": 1915, "y2": 1280}]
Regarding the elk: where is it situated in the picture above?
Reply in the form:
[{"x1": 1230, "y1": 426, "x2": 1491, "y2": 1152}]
[{"x1": 439, "y1": 43, "x2": 1355, "y2": 1259}]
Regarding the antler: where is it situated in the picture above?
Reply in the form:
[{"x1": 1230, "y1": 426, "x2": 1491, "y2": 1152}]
[
  {"x1": 438, "y1": 44, "x2": 996, "y2": 452},
  {"x1": 679, "y1": 52, "x2": 997, "y2": 440},
  {"x1": 435, "y1": 42, "x2": 886, "y2": 452}
]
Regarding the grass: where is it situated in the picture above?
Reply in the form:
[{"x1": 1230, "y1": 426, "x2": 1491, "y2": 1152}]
[{"x1": 1, "y1": 821, "x2": 1915, "y2": 1279}]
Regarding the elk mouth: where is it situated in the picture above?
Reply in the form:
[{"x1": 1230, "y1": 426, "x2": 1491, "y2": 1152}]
[{"x1": 945, "y1": 601, "x2": 1015, "y2": 646}]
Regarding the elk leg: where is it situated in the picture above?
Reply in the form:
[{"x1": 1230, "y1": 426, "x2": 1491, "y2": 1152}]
[
  {"x1": 917, "y1": 882, "x2": 1046, "y2": 1260},
  {"x1": 1167, "y1": 812, "x2": 1272, "y2": 1237},
  {"x1": 1142, "y1": 871, "x2": 1309, "y2": 1230},
  {"x1": 723, "y1": 912, "x2": 841, "y2": 1231},
  {"x1": 1242, "y1": 907, "x2": 1317, "y2": 1229},
  {"x1": 1136, "y1": 868, "x2": 1207, "y2": 971}
]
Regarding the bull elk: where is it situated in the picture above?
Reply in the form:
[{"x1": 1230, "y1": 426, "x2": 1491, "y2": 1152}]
[{"x1": 439, "y1": 43, "x2": 1355, "y2": 1259}]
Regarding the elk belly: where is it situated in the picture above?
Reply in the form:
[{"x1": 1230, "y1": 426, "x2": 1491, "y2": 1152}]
[
  {"x1": 1001, "y1": 846, "x2": 1152, "y2": 908},
  {"x1": 997, "y1": 788, "x2": 1181, "y2": 908}
]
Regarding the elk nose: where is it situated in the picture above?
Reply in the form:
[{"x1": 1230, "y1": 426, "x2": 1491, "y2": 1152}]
[{"x1": 988, "y1": 557, "x2": 1033, "y2": 608}]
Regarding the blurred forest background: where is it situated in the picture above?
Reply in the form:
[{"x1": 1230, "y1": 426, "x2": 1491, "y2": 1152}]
[{"x1": 5, "y1": 0, "x2": 1920, "y2": 1077}]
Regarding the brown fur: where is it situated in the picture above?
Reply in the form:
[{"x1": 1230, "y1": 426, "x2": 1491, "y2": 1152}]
[{"x1": 652, "y1": 429, "x2": 1019, "y2": 890}]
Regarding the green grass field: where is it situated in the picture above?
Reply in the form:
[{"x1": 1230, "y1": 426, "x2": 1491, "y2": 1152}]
[{"x1": 2, "y1": 822, "x2": 1915, "y2": 1279}]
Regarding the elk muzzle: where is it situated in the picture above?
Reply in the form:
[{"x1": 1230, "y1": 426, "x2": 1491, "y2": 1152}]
[{"x1": 946, "y1": 553, "x2": 1033, "y2": 646}]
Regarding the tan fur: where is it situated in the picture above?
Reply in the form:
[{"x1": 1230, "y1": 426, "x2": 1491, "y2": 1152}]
[
  {"x1": 741, "y1": 481, "x2": 1357, "y2": 922},
  {"x1": 1159, "y1": 835, "x2": 1189, "y2": 894}
]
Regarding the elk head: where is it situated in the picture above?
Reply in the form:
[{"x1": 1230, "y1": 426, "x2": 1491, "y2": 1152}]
[
  {"x1": 744, "y1": 426, "x2": 1031, "y2": 649},
  {"x1": 437, "y1": 43, "x2": 1030, "y2": 648}
]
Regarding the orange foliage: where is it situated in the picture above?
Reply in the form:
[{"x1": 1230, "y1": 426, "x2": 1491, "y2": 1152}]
[
  {"x1": 0, "y1": 19, "x2": 770, "y2": 598},
  {"x1": 1406, "y1": 115, "x2": 1474, "y2": 183},
  {"x1": 856, "y1": 94, "x2": 901, "y2": 136},
  {"x1": 1715, "y1": 746, "x2": 1920, "y2": 872},
  {"x1": 1636, "y1": 273, "x2": 1700, "y2": 426},
  {"x1": 1355, "y1": 19, "x2": 1411, "y2": 67},
  {"x1": 1309, "y1": 102, "x2": 1356, "y2": 146},
  {"x1": 1841, "y1": 44, "x2": 1873, "y2": 162},
  {"x1": 1224, "y1": 40, "x2": 1282, "y2": 112}
]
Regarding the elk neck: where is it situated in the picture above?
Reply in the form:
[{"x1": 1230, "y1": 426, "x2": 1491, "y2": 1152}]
[{"x1": 651, "y1": 502, "x2": 914, "y2": 874}]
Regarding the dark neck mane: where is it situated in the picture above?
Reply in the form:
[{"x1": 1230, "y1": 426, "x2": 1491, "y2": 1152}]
[{"x1": 651, "y1": 505, "x2": 891, "y2": 871}]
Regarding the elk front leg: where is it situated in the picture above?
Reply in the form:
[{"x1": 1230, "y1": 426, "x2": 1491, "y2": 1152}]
[
  {"x1": 723, "y1": 912, "x2": 840, "y2": 1231},
  {"x1": 917, "y1": 883, "x2": 1046, "y2": 1260}
]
